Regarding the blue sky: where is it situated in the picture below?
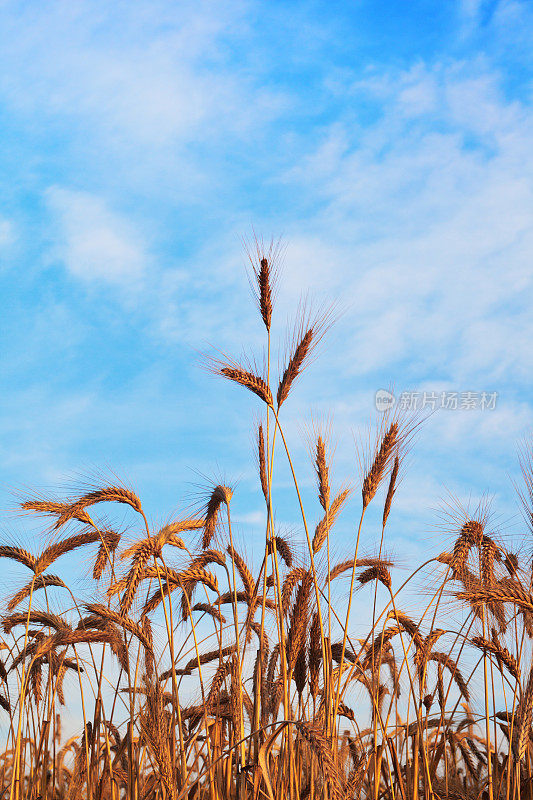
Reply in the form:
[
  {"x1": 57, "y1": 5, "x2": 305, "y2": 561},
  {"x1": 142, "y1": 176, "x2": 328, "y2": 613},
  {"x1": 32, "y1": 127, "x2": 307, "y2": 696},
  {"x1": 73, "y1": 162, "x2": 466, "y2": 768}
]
[{"x1": 0, "y1": 0, "x2": 532, "y2": 580}]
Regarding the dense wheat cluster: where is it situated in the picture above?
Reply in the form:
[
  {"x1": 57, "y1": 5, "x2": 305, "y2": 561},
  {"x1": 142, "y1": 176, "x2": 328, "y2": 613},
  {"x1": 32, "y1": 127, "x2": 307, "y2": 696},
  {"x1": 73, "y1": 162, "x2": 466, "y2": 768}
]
[{"x1": 0, "y1": 242, "x2": 532, "y2": 800}]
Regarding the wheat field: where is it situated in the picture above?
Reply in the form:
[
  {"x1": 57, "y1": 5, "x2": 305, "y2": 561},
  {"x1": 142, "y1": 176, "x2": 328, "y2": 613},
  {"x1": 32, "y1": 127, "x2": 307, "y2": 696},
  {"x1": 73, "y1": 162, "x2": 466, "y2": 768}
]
[{"x1": 0, "y1": 243, "x2": 531, "y2": 800}]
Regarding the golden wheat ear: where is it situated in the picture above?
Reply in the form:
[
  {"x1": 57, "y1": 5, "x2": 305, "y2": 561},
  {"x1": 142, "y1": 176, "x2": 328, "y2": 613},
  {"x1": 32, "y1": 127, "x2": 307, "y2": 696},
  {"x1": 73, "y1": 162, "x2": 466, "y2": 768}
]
[
  {"x1": 362, "y1": 422, "x2": 398, "y2": 509},
  {"x1": 329, "y1": 556, "x2": 394, "y2": 581},
  {"x1": 257, "y1": 422, "x2": 269, "y2": 500},
  {"x1": 7, "y1": 574, "x2": 67, "y2": 611},
  {"x1": 516, "y1": 439, "x2": 533, "y2": 534},
  {"x1": 2, "y1": 610, "x2": 69, "y2": 634},
  {"x1": 276, "y1": 301, "x2": 335, "y2": 409},
  {"x1": 84, "y1": 604, "x2": 152, "y2": 651},
  {"x1": 0, "y1": 544, "x2": 38, "y2": 572},
  {"x1": 244, "y1": 234, "x2": 284, "y2": 331},
  {"x1": 513, "y1": 662, "x2": 533, "y2": 762},
  {"x1": 202, "y1": 485, "x2": 233, "y2": 549},
  {"x1": 357, "y1": 564, "x2": 392, "y2": 590},
  {"x1": 286, "y1": 570, "x2": 313, "y2": 673},
  {"x1": 471, "y1": 635, "x2": 520, "y2": 680},
  {"x1": 281, "y1": 567, "x2": 307, "y2": 615},
  {"x1": 203, "y1": 349, "x2": 273, "y2": 407},
  {"x1": 268, "y1": 535, "x2": 293, "y2": 567},
  {"x1": 20, "y1": 498, "x2": 92, "y2": 527},
  {"x1": 359, "y1": 407, "x2": 422, "y2": 511},
  {"x1": 119, "y1": 540, "x2": 153, "y2": 616},
  {"x1": 25, "y1": 485, "x2": 143, "y2": 530},
  {"x1": 383, "y1": 454, "x2": 400, "y2": 526},
  {"x1": 93, "y1": 529, "x2": 121, "y2": 579},
  {"x1": 315, "y1": 434, "x2": 330, "y2": 511},
  {"x1": 295, "y1": 721, "x2": 344, "y2": 800},
  {"x1": 312, "y1": 487, "x2": 351, "y2": 553},
  {"x1": 221, "y1": 366, "x2": 273, "y2": 405},
  {"x1": 35, "y1": 530, "x2": 101, "y2": 574}
]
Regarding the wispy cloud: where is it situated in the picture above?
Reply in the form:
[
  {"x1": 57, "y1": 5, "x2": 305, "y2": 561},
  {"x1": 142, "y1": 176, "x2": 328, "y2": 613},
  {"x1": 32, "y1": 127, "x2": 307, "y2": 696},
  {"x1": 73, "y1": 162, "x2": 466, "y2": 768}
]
[
  {"x1": 281, "y1": 59, "x2": 533, "y2": 389},
  {"x1": 46, "y1": 187, "x2": 148, "y2": 286},
  {"x1": 0, "y1": 218, "x2": 14, "y2": 248},
  {"x1": 0, "y1": 1, "x2": 285, "y2": 162}
]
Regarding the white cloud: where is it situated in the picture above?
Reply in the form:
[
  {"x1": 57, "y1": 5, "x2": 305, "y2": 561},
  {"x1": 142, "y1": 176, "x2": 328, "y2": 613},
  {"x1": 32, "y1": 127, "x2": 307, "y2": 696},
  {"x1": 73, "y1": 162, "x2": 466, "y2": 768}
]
[
  {"x1": 281, "y1": 60, "x2": 533, "y2": 386},
  {"x1": 457, "y1": 0, "x2": 484, "y2": 38},
  {"x1": 0, "y1": 218, "x2": 14, "y2": 247},
  {"x1": 46, "y1": 187, "x2": 147, "y2": 285},
  {"x1": 0, "y1": 1, "x2": 283, "y2": 151}
]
